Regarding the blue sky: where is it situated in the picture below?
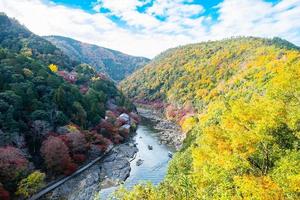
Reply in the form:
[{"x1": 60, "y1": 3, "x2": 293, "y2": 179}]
[{"x1": 0, "y1": 0, "x2": 299, "y2": 58}]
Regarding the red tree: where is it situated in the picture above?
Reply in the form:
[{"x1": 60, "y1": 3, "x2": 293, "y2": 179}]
[
  {"x1": 0, "y1": 183, "x2": 10, "y2": 200},
  {"x1": 73, "y1": 154, "x2": 86, "y2": 164},
  {"x1": 65, "y1": 132, "x2": 87, "y2": 154},
  {"x1": 40, "y1": 136, "x2": 74, "y2": 174},
  {"x1": 0, "y1": 146, "x2": 29, "y2": 183},
  {"x1": 64, "y1": 162, "x2": 77, "y2": 176},
  {"x1": 98, "y1": 119, "x2": 117, "y2": 133},
  {"x1": 129, "y1": 112, "x2": 140, "y2": 123},
  {"x1": 85, "y1": 131, "x2": 111, "y2": 151}
]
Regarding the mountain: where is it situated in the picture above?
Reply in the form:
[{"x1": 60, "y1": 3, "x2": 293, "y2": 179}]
[
  {"x1": 43, "y1": 35, "x2": 150, "y2": 81},
  {"x1": 121, "y1": 37, "x2": 300, "y2": 106},
  {"x1": 0, "y1": 13, "x2": 77, "y2": 70},
  {"x1": 118, "y1": 37, "x2": 300, "y2": 199},
  {"x1": 0, "y1": 13, "x2": 137, "y2": 198}
]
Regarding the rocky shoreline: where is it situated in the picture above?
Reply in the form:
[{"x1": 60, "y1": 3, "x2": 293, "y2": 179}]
[
  {"x1": 43, "y1": 143, "x2": 138, "y2": 200},
  {"x1": 42, "y1": 107, "x2": 183, "y2": 200},
  {"x1": 137, "y1": 107, "x2": 185, "y2": 150}
]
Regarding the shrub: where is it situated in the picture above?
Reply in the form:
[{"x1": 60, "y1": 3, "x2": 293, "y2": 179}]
[
  {"x1": 0, "y1": 146, "x2": 29, "y2": 184},
  {"x1": 73, "y1": 154, "x2": 86, "y2": 164},
  {"x1": 63, "y1": 162, "x2": 77, "y2": 176},
  {"x1": 16, "y1": 171, "x2": 45, "y2": 198},
  {"x1": 85, "y1": 131, "x2": 111, "y2": 151},
  {"x1": 0, "y1": 183, "x2": 10, "y2": 200},
  {"x1": 40, "y1": 136, "x2": 72, "y2": 174},
  {"x1": 65, "y1": 132, "x2": 87, "y2": 154}
]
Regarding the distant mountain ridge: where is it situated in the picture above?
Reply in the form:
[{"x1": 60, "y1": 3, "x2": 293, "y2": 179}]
[
  {"x1": 44, "y1": 35, "x2": 150, "y2": 81},
  {"x1": 0, "y1": 12, "x2": 77, "y2": 70}
]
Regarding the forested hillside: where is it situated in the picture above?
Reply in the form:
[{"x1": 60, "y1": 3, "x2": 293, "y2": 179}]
[
  {"x1": 118, "y1": 37, "x2": 300, "y2": 199},
  {"x1": 0, "y1": 14, "x2": 138, "y2": 199},
  {"x1": 0, "y1": 13, "x2": 77, "y2": 71},
  {"x1": 44, "y1": 36, "x2": 150, "y2": 81}
]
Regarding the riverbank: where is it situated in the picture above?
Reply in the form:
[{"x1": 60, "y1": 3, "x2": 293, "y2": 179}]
[
  {"x1": 99, "y1": 115, "x2": 176, "y2": 199},
  {"x1": 41, "y1": 108, "x2": 181, "y2": 200},
  {"x1": 42, "y1": 142, "x2": 138, "y2": 200},
  {"x1": 137, "y1": 107, "x2": 185, "y2": 150}
]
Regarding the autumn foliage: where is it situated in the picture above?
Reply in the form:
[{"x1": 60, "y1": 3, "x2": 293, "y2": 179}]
[
  {"x1": 85, "y1": 131, "x2": 112, "y2": 151},
  {"x1": 0, "y1": 146, "x2": 29, "y2": 184},
  {"x1": 0, "y1": 184, "x2": 10, "y2": 200},
  {"x1": 16, "y1": 171, "x2": 45, "y2": 198},
  {"x1": 40, "y1": 136, "x2": 75, "y2": 174},
  {"x1": 117, "y1": 37, "x2": 300, "y2": 199}
]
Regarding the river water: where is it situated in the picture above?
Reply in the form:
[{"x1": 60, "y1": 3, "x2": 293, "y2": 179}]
[{"x1": 98, "y1": 118, "x2": 176, "y2": 199}]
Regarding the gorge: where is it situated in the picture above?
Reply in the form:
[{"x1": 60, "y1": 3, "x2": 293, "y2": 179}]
[{"x1": 0, "y1": 7, "x2": 300, "y2": 200}]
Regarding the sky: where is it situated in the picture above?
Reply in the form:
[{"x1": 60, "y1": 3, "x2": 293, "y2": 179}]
[{"x1": 0, "y1": 0, "x2": 299, "y2": 58}]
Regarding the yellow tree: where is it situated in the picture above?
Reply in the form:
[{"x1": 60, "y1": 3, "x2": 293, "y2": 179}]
[{"x1": 48, "y1": 64, "x2": 58, "y2": 73}]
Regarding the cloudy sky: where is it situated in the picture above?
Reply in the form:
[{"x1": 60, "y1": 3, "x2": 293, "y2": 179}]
[{"x1": 0, "y1": 0, "x2": 299, "y2": 58}]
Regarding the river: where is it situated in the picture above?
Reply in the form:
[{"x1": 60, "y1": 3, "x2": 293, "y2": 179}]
[
  {"x1": 42, "y1": 111, "x2": 180, "y2": 200},
  {"x1": 98, "y1": 117, "x2": 176, "y2": 199}
]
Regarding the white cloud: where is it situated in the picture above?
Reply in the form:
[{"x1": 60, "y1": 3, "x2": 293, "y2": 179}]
[
  {"x1": 211, "y1": 0, "x2": 300, "y2": 43},
  {"x1": 0, "y1": 0, "x2": 299, "y2": 58}
]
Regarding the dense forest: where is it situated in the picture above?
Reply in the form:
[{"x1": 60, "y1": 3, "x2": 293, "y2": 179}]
[
  {"x1": 44, "y1": 36, "x2": 150, "y2": 82},
  {"x1": 118, "y1": 37, "x2": 300, "y2": 199},
  {"x1": 0, "y1": 13, "x2": 139, "y2": 199}
]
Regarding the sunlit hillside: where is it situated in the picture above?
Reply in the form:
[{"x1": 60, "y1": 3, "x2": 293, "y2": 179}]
[{"x1": 118, "y1": 37, "x2": 300, "y2": 199}]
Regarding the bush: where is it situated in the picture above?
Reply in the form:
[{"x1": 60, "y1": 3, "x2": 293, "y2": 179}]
[
  {"x1": 73, "y1": 154, "x2": 86, "y2": 164},
  {"x1": 0, "y1": 183, "x2": 10, "y2": 200},
  {"x1": 40, "y1": 136, "x2": 73, "y2": 174},
  {"x1": 65, "y1": 132, "x2": 87, "y2": 154},
  {"x1": 85, "y1": 131, "x2": 111, "y2": 151},
  {"x1": 63, "y1": 162, "x2": 77, "y2": 176},
  {"x1": 0, "y1": 146, "x2": 29, "y2": 184},
  {"x1": 16, "y1": 171, "x2": 45, "y2": 198}
]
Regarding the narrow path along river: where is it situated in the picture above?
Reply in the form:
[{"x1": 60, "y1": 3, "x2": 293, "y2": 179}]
[
  {"x1": 42, "y1": 109, "x2": 182, "y2": 200},
  {"x1": 98, "y1": 117, "x2": 176, "y2": 199}
]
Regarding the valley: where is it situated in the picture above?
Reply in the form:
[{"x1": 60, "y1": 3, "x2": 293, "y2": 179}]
[
  {"x1": 0, "y1": 6, "x2": 300, "y2": 200},
  {"x1": 31, "y1": 108, "x2": 179, "y2": 200}
]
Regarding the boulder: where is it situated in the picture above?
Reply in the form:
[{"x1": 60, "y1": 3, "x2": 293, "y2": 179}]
[
  {"x1": 115, "y1": 144, "x2": 138, "y2": 158},
  {"x1": 100, "y1": 151, "x2": 131, "y2": 181},
  {"x1": 119, "y1": 124, "x2": 131, "y2": 137},
  {"x1": 136, "y1": 159, "x2": 143, "y2": 166},
  {"x1": 118, "y1": 113, "x2": 130, "y2": 124}
]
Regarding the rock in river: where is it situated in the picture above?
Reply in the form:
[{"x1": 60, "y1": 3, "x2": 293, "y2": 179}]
[{"x1": 136, "y1": 159, "x2": 144, "y2": 166}]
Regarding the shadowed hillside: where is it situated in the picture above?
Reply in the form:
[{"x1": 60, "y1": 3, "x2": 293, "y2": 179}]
[{"x1": 44, "y1": 36, "x2": 150, "y2": 81}]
